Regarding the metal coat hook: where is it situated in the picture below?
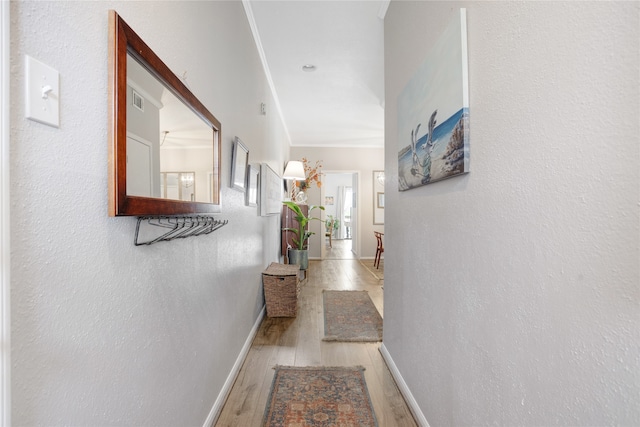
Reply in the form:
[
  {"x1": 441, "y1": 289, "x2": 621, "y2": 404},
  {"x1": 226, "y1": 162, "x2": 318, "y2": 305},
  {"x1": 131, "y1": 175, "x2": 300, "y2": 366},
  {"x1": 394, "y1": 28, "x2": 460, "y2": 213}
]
[{"x1": 134, "y1": 215, "x2": 228, "y2": 246}]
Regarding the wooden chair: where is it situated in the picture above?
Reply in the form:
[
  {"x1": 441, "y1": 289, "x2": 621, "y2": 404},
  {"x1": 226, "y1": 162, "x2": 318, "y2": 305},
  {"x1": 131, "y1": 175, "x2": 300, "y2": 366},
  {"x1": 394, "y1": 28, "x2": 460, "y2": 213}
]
[
  {"x1": 325, "y1": 217, "x2": 335, "y2": 248},
  {"x1": 374, "y1": 231, "x2": 384, "y2": 269}
]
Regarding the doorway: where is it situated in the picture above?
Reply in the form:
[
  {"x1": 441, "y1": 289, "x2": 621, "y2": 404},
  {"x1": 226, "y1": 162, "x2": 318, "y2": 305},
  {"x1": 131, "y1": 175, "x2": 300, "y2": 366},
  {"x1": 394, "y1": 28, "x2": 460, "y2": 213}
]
[
  {"x1": 1, "y1": 1, "x2": 10, "y2": 424},
  {"x1": 321, "y1": 171, "x2": 358, "y2": 260}
]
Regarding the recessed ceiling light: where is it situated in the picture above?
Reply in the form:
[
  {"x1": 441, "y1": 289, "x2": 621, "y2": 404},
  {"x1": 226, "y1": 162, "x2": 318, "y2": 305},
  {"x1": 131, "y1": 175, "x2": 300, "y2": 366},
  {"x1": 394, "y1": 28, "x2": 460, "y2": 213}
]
[{"x1": 302, "y1": 64, "x2": 316, "y2": 72}]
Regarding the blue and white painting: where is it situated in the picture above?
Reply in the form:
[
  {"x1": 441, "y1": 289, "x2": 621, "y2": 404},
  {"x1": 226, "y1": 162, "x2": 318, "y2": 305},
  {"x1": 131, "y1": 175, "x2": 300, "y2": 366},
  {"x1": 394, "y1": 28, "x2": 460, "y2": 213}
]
[{"x1": 398, "y1": 9, "x2": 469, "y2": 191}]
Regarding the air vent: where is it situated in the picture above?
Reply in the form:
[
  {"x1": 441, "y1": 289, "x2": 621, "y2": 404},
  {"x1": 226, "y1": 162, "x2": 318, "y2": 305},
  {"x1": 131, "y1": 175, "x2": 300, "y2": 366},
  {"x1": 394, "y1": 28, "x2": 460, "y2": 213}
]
[{"x1": 132, "y1": 90, "x2": 144, "y2": 112}]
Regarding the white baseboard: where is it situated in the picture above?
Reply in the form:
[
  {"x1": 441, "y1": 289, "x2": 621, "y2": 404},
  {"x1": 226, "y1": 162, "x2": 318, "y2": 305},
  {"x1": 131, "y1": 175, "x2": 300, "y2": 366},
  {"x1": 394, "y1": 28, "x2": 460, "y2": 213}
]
[
  {"x1": 379, "y1": 343, "x2": 429, "y2": 427},
  {"x1": 203, "y1": 306, "x2": 266, "y2": 427}
]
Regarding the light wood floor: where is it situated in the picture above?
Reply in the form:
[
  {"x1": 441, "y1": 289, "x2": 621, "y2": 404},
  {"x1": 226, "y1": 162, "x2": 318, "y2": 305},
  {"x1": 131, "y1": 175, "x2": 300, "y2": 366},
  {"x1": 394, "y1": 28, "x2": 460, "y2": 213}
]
[
  {"x1": 214, "y1": 259, "x2": 416, "y2": 427},
  {"x1": 324, "y1": 237, "x2": 356, "y2": 259}
]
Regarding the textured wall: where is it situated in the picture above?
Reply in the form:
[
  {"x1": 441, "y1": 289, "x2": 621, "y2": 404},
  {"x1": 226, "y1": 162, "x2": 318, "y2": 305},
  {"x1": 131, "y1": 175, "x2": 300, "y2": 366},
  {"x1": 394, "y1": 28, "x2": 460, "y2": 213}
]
[
  {"x1": 384, "y1": 1, "x2": 639, "y2": 425},
  {"x1": 10, "y1": 1, "x2": 286, "y2": 425}
]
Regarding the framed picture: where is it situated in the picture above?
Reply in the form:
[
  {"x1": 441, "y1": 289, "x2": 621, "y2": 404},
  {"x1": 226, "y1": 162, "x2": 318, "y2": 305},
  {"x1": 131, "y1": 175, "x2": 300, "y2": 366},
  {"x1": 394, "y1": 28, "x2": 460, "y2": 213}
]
[
  {"x1": 230, "y1": 136, "x2": 249, "y2": 192},
  {"x1": 245, "y1": 164, "x2": 259, "y2": 207},
  {"x1": 397, "y1": 9, "x2": 469, "y2": 191},
  {"x1": 260, "y1": 163, "x2": 282, "y2": 216},
  {"x1": 325, "y1": 196, "x2": 334, "y2": 205},
  {"x1": 373, "y1": 170, "x2": 384, "y2": 225}
]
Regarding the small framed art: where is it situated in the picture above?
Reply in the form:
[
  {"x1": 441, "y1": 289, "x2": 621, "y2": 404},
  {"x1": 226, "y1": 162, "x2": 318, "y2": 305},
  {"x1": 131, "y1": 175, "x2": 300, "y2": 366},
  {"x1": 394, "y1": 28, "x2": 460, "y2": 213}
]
[
  {"x1": 231, "y1": 137, "x2": 249, "y2": 192},
  {"x1": 245, "y1": 164, "x2": 259, "y2": 207}
]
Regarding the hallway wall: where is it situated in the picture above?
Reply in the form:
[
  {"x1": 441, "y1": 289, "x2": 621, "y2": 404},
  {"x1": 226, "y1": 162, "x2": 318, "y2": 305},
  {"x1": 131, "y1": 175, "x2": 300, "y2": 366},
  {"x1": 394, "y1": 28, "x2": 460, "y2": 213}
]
[
  {"x1": 384, "y1": 1, "x2": 639, "y2": 425},
  {"x1": 10, "y1": 2, "x2": 288, "y2": 425}
]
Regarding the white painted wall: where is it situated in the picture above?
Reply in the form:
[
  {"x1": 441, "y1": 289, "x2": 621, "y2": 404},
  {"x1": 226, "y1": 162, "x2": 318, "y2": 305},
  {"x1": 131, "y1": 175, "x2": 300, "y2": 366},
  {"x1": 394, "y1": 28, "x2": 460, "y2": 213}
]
[
  {"x1": 290, "y1": 146, "x2": 384, "y2": 259},
  {"x1": 384, "y1": 2, "x2": 639, "y2": 425},
  {"x1": 10, "y1": 2, "x2": 287, "y2": 425}
]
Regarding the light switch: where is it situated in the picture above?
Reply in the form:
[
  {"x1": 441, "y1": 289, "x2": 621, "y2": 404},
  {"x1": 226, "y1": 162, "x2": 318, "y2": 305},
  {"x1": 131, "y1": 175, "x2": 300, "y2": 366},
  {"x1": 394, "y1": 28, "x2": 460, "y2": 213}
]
[{"x1": 25, "y1": 55, "x2": 59, "y2": 127}]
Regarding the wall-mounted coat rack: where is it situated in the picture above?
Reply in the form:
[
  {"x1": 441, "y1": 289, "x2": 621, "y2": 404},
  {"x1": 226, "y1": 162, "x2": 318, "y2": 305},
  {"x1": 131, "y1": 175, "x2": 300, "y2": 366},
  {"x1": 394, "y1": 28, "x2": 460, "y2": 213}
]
[{"x1": 134, "y1": 216, "x2": 228, "y2": 246}]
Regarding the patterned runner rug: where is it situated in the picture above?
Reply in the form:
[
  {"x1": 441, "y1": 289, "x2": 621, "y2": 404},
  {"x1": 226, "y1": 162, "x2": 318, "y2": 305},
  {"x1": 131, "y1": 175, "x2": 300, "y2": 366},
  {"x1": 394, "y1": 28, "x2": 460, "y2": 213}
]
[
  {"x1": 263, "y1": 366, "x2": 378, "y2": 427},
  {"x1": 322, "y1": 290, "x2": 383, "y2": 342}
]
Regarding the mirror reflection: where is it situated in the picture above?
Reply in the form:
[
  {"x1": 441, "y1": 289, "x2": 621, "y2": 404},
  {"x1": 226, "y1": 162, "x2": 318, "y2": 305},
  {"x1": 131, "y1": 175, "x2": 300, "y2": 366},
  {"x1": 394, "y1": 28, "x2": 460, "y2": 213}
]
[
  {"x1": 160, "y1": 172, "x2": 195, "y2": 201},
  {"x1": 126, "y1": 54, "x2": 214, "y2": 203}
]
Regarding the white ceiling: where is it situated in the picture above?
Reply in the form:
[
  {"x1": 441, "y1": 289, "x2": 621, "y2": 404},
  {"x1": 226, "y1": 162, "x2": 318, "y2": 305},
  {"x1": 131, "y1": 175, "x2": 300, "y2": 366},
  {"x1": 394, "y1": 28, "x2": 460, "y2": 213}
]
[{"x1": 246, "y1": 1, "x2": 388, "y2": 148}]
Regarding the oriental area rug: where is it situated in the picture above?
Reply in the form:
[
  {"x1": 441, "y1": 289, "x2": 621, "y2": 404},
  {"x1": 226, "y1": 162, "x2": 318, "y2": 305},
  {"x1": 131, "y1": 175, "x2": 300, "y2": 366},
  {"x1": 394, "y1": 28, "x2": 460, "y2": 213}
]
[
  {"x1": 262, "y1": 366, "x2": 378, "y2": 427},
  {"x1": 322, "y1": 290, "x2": 383, "y2": 342}
]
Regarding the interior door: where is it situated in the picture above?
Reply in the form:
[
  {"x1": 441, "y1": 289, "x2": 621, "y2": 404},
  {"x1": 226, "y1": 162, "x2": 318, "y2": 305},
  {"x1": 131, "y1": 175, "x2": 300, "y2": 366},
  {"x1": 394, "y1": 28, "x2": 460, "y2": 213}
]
[{"x1": 126, "y1": 134, "x2": 153, "y2": 197}]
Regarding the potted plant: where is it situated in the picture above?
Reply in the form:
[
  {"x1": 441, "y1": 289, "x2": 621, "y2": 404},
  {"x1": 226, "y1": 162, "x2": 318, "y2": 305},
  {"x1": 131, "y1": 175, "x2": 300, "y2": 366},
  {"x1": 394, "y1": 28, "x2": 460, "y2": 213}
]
[{"x1": 282, "y1": 200, "x2": 324, "y2": 270}]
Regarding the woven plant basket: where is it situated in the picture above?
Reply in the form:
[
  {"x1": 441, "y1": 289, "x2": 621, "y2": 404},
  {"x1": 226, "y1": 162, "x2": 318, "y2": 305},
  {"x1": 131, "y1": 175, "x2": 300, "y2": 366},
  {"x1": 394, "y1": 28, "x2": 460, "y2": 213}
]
[{"x1": 262, "y1": 263, "x2": 300, "y2": 317}]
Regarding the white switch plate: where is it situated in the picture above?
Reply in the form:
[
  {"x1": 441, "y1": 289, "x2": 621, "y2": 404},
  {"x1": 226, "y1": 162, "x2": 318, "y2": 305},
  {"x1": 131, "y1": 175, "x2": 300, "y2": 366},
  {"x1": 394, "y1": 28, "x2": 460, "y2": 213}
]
[{"x1": 25, "y1": 55, "x2": 59, "y2": 127}]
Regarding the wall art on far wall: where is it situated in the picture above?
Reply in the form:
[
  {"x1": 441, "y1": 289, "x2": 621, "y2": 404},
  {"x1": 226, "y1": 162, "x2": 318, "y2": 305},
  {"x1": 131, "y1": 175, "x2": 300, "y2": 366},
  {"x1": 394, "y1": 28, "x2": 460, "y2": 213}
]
[
  {"x1": 373, "y1": 170, "x2": 384, "y2": 225},
  {"x1": 397, "y1": 8, "x2": 469, "y2": 191}
]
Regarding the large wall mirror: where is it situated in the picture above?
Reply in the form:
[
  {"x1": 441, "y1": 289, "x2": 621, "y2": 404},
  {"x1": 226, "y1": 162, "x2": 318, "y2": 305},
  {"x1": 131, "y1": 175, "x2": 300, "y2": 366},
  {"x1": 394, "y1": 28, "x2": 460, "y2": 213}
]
[{"x1": 108, "y1": 10, "x2": 221, "y2": 216}]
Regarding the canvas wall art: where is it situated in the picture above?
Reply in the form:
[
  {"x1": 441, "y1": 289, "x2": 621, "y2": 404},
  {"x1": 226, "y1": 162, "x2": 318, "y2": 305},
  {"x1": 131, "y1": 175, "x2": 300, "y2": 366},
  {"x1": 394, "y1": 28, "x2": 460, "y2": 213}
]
[
  {"x1": 259, "y1": 163, "x2": 282, "y2": 216},
  {"x1": 397, "y1": 9, "x2": 469, "y2": 191}
]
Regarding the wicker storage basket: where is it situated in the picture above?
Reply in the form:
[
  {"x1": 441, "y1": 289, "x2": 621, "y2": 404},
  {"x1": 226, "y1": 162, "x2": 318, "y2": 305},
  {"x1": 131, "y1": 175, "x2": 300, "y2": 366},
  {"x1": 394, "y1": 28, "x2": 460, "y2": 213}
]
[{"x1": 262, "y1": 262, "x2": 300, "y2": 317}]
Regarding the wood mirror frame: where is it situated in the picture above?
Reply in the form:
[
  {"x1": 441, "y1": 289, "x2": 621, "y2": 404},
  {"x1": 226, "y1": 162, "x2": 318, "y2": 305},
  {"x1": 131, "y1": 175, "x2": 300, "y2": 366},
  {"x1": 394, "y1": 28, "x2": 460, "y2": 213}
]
[{"x1": 108, "y1": 10, "x2": 221, "y2": 216}]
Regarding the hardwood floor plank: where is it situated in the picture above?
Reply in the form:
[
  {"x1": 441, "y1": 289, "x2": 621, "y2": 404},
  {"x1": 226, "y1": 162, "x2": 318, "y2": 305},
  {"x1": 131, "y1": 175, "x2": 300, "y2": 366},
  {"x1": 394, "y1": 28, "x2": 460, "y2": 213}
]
[
  {"x1": 365, "y1": 345, "x2": 418, "y2": 427},
  {"x1": 214, "y1": 254, "x2": 416, "y2": 427},
  {"x1": 293, "y1": 283, "x2": 323, "y2": 366}
]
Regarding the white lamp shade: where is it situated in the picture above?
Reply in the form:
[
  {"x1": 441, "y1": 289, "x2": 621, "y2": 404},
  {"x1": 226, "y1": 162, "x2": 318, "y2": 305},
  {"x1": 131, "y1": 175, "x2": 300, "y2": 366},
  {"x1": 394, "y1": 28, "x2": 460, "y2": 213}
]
[{"x1": 283, "y1": 161, "x2": 305, "y2": 181}]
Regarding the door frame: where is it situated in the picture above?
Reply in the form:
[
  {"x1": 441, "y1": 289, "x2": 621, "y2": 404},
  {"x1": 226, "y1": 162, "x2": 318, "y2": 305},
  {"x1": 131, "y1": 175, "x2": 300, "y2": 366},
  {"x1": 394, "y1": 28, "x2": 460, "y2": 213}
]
[
  {"x1": 320, "y1": 170, "x2": 360, "y2": 259},
  {"x1": 1, "y1": 0, "x2": 11, "y2": 424}
]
